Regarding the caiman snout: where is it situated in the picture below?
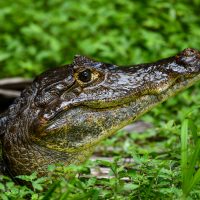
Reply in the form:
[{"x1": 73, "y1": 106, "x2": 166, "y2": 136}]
[
  {"x1": 173, "y1": 48, "x2": 200, "y2": 74},
  {"x1": 122, "y1": 48, "x2": 200, "y2": 97}
]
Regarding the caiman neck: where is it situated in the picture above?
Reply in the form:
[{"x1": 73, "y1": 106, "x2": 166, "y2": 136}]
[{"x1": 2, "y1": 117, "x2": 94, "y2": 177}]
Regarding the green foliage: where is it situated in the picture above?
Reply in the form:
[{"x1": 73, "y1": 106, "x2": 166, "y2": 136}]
[
  {"x1": 0, "y1": 0, "x2": 200, "y2": 77},
  {"x1": 181, "y1": 119, "x2": 200, "y2": 199},
  {"x1": 1, "y1": 0, "x2": 200, "y2": 199},
  {"x1": 0, "y1": 175, "x2": 42, "y2": 200}
]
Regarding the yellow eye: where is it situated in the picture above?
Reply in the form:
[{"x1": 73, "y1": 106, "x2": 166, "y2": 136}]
[
  {"x1": 75, "y1": 68, "x2": 101, "y2": 86},
  {"x1": 78, "y1": 69, "x2": 92, "y2": 83}
]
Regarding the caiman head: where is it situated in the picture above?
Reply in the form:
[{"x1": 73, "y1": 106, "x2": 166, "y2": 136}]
[{"x1": 1, "y1": 48, "x2": 200, "y2": 177}]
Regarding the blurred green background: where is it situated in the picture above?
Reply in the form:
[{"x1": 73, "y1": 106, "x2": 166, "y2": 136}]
[{"x1": 0, "y1": 0, "x2": 200, "y2": 78}]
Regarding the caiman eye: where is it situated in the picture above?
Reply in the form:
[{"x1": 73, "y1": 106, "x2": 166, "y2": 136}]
[
  {"x1": 78, "y1": 69, "x2": 92, "y2": 82},
  {"x1": 75, "y1": 68, "x2": 101, "y2": 86}
]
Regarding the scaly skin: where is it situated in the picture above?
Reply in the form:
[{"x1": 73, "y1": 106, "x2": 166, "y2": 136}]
[{"x1": 0, "y1": 48, "x2": 200, "y2": 178}]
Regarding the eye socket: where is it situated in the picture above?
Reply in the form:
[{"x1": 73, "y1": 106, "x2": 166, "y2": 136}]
[
  {"x1": 75, "y1": 68, "x2": 102, "y2": 86},
  {"x1": 78, "y1": 69, "x2": 92, "y2": 83}
]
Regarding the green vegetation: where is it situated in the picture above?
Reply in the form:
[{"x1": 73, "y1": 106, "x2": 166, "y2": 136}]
[
  {"x1": 181, "y1": 119, "x2": 200, "y2": 199},
  {"x1": 1, "y1": 0, "x2": 200, "y2": 77},
  {"x1": 1, "y1": 0, "x2": 200, "y2": 199}
]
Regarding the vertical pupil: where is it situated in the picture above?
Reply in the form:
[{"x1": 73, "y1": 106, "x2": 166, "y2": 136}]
[{"x1": 78, "y1": 69, "x2": 91, "y2": 82}]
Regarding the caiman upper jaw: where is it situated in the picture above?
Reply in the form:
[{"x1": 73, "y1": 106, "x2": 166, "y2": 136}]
[{"x1": 77, "y1": 48, "x2": 200, "y2": 109}]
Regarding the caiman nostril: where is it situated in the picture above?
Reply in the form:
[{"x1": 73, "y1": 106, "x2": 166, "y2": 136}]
[
  {"x1": 173, "y1": 48, "x2": 200, "y2": 73},
  {"x1": 182, "y1": 48, "x2": 200, "y2": 57}
]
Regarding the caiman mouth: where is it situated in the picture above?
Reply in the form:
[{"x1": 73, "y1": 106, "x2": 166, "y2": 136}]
[
  {"x1": 158, "y1": 73, "x2": 200, "y2": 101},
  {"x1": 41, "y1": 72, "x2": 200, "y2": 155},
  {"x1": 48, "y1": 73, "x2": 200, "y2": 125}
]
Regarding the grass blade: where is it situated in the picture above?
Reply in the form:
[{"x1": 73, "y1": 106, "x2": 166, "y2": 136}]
[
  {"x1": 181, "y1": 119, "x2": 189, "y2": 191},
  {"x1": 42, "y1": 181, "x2": 60, "y2": 200},
  {"x1": 185, "y1": 140, "x2": 200, "y2": 195}
]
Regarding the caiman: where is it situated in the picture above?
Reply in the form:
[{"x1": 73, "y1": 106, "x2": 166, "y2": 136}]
[{"x1": 0, "y1": 48, "x2": 200, "y2": 179}]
